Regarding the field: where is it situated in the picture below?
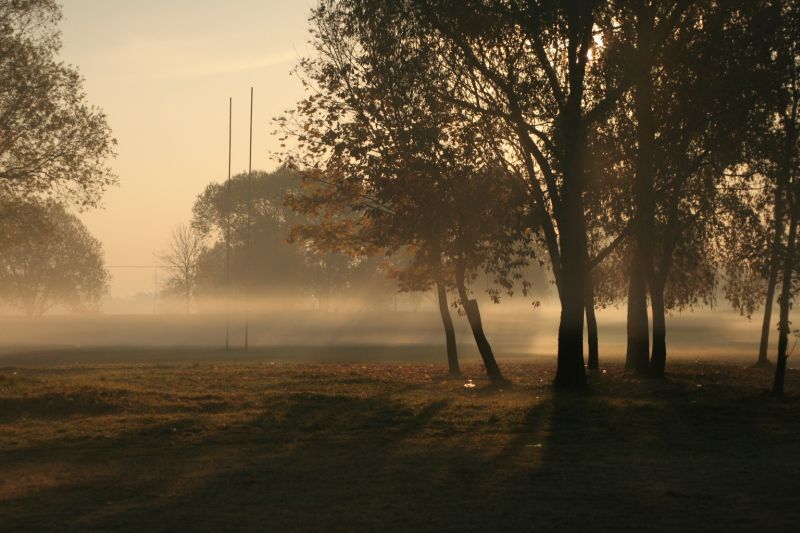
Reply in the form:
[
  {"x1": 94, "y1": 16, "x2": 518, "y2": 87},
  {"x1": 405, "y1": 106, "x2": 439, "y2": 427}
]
[{"x1": 2, "y1": 351, "x2": 800, "y2": 532}]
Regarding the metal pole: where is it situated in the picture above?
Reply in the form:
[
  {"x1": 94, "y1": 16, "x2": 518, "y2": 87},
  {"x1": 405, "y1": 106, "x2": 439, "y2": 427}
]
[
  {"x1": 245, "y1": 87, "x2": 253, "y2": 351},
  {"x1": 226, "y1": 97, "x2": 232, "y2": 351},
  {"x1": 153, "y1": 269, "x2": 158, "y2": 315}
]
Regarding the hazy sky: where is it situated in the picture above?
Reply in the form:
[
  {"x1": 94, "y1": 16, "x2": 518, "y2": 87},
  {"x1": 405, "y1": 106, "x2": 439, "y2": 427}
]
[{"x1": 58, "y1": 0, "x2": 313, "y2": 297}]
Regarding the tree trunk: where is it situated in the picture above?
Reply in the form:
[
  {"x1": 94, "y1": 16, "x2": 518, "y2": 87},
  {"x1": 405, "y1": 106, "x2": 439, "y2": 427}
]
[
  {"x1": 773, "y1": 96, "x2": 799, "y2": 395},
  {"x1": 585, "y1": 272, "x2": 599, "y2": 370},
  {"x1": 553, "y1": 102, "x2": 588, "y2": 389},
  {"x1": 556, "y1": 285, "x2": 586, "y2": 388},
  {"x1": 626, "y1": 264, "x2": 650, "y2": 372},
  {"x1": 649, "y1": 279, "x2": 667, "y2": 376},
  {"x1": 774, "y1": 205, "x2": 798, "y2": 397},
  {"x1": 758, "y1": 183, "x2": 785, "y2": 367},
  {"x1": 758, "y1": 267, "x2": 778, "y2": 367},
  {"x1": 626, "y1": 2, "x2": 656, "y2": 375},
  {"x1": 436, "y1": 282, "x2": 460, "y2": 376},
  {"x1": 455, "y1": 263, "x2": 508, "y2": 387}
]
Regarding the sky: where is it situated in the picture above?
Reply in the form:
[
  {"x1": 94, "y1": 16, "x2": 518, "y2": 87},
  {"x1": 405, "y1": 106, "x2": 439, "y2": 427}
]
[{"x1": 58, "y1": 0, "x2": 314, "y2": 297}]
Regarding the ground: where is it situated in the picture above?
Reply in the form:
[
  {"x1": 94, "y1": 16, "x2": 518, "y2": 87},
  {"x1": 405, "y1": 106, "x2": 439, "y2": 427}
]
[{"x1": 1, "y1": 353, "x2": 799, "y2": 532}]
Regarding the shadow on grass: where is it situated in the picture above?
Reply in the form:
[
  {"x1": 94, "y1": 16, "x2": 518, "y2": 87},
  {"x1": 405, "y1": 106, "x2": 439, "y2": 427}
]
[
  {"x1": 494, "y1": 385, "x2": 800, "y2": 531},
  {"x1": 3, "y1": 374, "x2": 800, "y2": 531},
  {"x1": 2, "y1": 392, "x2": 458, "y2": 531},
  {"x1": 0, "y1": 389, "x2": 126, "y2": 424}
]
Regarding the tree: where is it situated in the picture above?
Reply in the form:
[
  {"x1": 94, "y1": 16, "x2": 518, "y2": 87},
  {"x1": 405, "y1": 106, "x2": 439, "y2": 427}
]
[
  {"x1": 191, "y1": 168, "x2": 312, "y2": 299},
  {"x1": 191, "y1": 167, "x2": 393, "y2": 307},
  {"x1": 607, "y1": 1, "x2": 763, "y2": 376},
  {"x1": 0, "y1": 0, "x2": 116, "y2": 207},
  {"x1": 158, "y1": 223, "x2": 204, "y2": 314},
  {"x1": 0, "y1": 199, "x2": 108, "y2": 316},
  {"x1": 565, "y1": 1, "x2": 767, "y2": 378},
  {"x1": 755, "y1": 0, "x2": 800, "y2": 396},
  {"x1": 280, "y1": 1, "x2": 536, "y2": 386},
  {"x1": 280, "y1": 0, "x2": 785, "y2": 389},
  {"x1": 401, "y1": 0, "x2": 642, "y2": 387},
  {"x1": 716, "y1": 0, "x2": 800, "y2": 393}
]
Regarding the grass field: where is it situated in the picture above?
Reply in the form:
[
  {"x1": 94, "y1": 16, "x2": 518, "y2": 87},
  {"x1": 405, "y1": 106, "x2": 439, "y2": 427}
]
[{"x1": 2, "y1": 355, "x2": 800, "y2": 531}]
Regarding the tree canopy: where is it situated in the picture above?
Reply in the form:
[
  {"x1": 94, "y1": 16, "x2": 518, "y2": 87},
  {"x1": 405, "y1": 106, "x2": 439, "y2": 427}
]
[
  {"x1": 0, "y1": 0, "x2": 116, "y2": 207},
  {"x1": 190, "y1": 166, "x2": 396, "y2": 308},
  {"x1": 0, "y1": 199, "x2": 109, "y2": 316},
  {"x1": 276, "y1": 0, "x2": 800, "y2": 393}
]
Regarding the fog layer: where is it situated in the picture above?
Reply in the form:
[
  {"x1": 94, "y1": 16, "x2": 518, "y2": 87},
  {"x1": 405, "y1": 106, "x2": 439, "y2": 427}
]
[{"x1": 0, "y1": 296, "x2": 766, "y2": 365}]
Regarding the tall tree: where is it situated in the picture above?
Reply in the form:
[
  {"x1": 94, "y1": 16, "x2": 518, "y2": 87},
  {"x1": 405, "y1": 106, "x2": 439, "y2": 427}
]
[
  {"x1": 405, "y1": 0, "x2": 641, "y2": 387},
  {"x1": 760, "y1": 0, "x2": 800, "y2": 396},
  {"x1": 716, "y1": 1, "x2": 800, "y2": 391},
  {"x1": 591, "y1": 0, "x2": 762, "y2": 376},
  {"x1": 193, "y1": 168, "x2": 315, "y2": 300},
  {"x1": 644, "y1": 1, "x2": 760, "y2": 376},
  {"x1": 280, "y1": 1, "x2": 536, "y2": 386}
]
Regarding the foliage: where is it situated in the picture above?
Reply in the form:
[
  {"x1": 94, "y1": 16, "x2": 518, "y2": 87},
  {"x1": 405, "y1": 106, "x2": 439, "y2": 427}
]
[
  {"x1": 191, "y1": 166, "x2": 395, "y2": 305},
  {"x1": 0, "y1": 0, "x2": 116, "y2": 207},
  {"x1": 274, "y1": 0, "x2": 800, "y2": 384},
  {"x1": 589, "y1": 1, "x2": 766, "y2": 313},
  {"x1": 279, "y1": 0, "x2": 538, "y2": 308},
  {"x1": 0, "y1": 199, "x2": 108, "y2": 315}
]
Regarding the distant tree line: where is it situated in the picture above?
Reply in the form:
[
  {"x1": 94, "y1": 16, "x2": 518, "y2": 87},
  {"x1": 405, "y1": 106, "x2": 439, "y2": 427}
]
[
  {"x1": 275, "y1": 0, "x2": 800, "y2": 395},
  {"x1": 162, "y1": 167, "x2": 401, "y2": 312}
]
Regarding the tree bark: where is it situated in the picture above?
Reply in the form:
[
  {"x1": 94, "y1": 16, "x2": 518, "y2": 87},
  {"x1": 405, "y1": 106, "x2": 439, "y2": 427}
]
[
  {"x1": 436, "y1": 282, "x2": 460, "y2": 376},
  {"x1": 585, "y1": 271, "x2": 599, "y2": 370},
  {"x1": 758, "y1": 265, "x2": 779, "y2": 367},
  {"x1": 773, "y1": 90, "x2": 799, "y2": 395},
  {"x1": 627, "y1": 1, "x2": 656, "y2": 375},
  {"x1": 553, "y1": 99, "x2": 588, "y2": 389},
  {"x1": 626, "y1": 265, "x2": 650, "y2": 372},
  {"x1": 649, "y1": 209, "x2": 681, "y2": 377},
  {"x1": 758, "y1": 183, "x2": 785, "y2": 367},
  {"x1": 774, "y1": 205, "x2": 797, "y2": 397},
  {"x1": 455, "y1": 262, "x2": 508, "y2": 387},
  {"x1": 649, "y1": 279, "x2": 667, "y2": 376}
]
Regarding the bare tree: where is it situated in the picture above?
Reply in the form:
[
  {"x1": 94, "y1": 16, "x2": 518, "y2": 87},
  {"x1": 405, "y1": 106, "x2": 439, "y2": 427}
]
[{"x1": 159, "y1": 223, "x2": 204, "y2": 314}]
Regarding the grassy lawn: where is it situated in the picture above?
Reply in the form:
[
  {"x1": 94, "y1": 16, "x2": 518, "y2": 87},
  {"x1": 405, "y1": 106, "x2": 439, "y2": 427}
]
[{"x1": 1, "y1": 357, "x2": 799, "y2": 531}]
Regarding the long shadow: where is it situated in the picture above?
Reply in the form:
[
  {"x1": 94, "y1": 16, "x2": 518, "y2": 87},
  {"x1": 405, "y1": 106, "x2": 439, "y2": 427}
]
[
  {"x1": 482, "y1": 379, "x2": 800, "y2": 531},
  {"x1": 5, "y1": 374, "x2": 800, "y2": 531},
  {"x1": 1, "y1": 391, "x2": 458, "y2": 531},
  {"x1": 0, "y1": 389, "x2": 125, "y2": 424}
]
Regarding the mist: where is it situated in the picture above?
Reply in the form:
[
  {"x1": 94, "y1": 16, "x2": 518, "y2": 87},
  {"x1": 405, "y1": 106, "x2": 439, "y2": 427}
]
[
  {"x1": 6, "y1": 2, "x2": 800, "y2": 531},
  {"x1": 0, "y1": 294, "x2": 765, "y2": 366}
]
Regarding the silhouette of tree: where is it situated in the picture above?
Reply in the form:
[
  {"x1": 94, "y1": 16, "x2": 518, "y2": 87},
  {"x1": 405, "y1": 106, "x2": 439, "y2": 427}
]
[
  {"x1": 191, "y1": 168, "x2": 311, "y2": 300},
  {"x1": 745, "y1": 0, "x2": 800, "y2": 396},
  {"x1": 0, "y1": 199, "x2": 108, "y2": 316},
  {"x1": 279, "y1": 1, "x2": 538, "y2": 385},
  {"x1": 399, "y1": 0, "x2": 646, "y2": 387},
  {"x1": 0, "y1": 0, "x2": 116, "y2": 207},
  {"x1": 158, "y1": 223, "x2": 204, "y2": 314},
  {"x1": 594, "y1": 1, "x2": 764, "y2": 376},
  {"x1": 277, "y1": 0, "x2": 800, "y2": 390},
  {"x1": 191, "y1": 167, "x2": 393, "y2": 308}
]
